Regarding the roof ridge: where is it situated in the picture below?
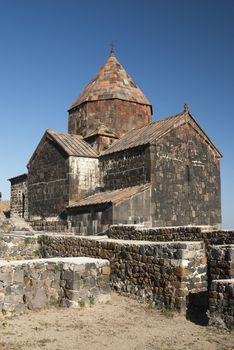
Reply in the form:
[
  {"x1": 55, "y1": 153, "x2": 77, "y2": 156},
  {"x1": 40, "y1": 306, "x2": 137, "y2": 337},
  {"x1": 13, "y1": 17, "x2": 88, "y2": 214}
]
[
  {"x1": 101, "y1": 109, "x2": 221, "y2": 158},
  {"x1": 47, "y1": 129, "x2": 83, "y2": 139},
  {"x1": 122, "y1": 111, "x2": 185, "y2": 134},
  {"x1": 100, "y1": 111, "x2": 186, "y2": 156},
  {"x1": 28, "y1": 129, "x2": 98, "y2": 168},
  {"x1": 155, "y1": 111, "x2": 185, "y2": 123}
]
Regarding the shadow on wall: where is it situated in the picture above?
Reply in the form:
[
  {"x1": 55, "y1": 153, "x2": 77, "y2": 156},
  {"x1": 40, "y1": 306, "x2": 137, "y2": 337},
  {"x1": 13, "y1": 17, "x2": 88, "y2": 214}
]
[{"x1": 186, "y1": 291, "x2": 209, "y2": 326}]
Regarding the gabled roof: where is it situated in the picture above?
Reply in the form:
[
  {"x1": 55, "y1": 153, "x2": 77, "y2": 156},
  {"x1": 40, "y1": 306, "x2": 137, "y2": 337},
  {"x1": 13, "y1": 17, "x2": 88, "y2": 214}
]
[
  {"x1": 67, "y1": 184, "x2": 151, "y2": 209},
  {"x1": 8, "y1": 173, "x2": 28, "y2": 184},
  {"x1": 84, "y1": 124, "x2": 119, "y2": 139},
  {"x1": 101, "y1": 110, "x2": 222, "y2": 158},
  {"x1": 27, "y1": 130, "x2": 98, "y2": 168},
  {"x1": 69, "y1": 52, "x2": 152, "y2": 111},
  {"x1": 47, "y1": 130, "x2": 98, "y2": 157}
]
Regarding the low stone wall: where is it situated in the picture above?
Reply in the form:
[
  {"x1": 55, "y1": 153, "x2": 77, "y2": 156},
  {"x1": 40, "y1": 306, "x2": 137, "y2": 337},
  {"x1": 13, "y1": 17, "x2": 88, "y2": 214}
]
[
  {"x1": 30, "y1": 220, "x2": 69, "y2": 232},
  {"x1": 0, "y1": 234, "x2": 39, "y2": 260},
  {"x1": 0, "y1": 230, "x2": 233, "y2": 327},
  {"x1": 106, "y1": 225, "x2": 234, "y2": 245},
  {"x1": 0, "y1": 257, "x2": 110, "y2": 315},
  {"x1": 208, "y1": 279, "x2": 234, "y2": 329},
  {"x1": 208, "y1": 245, "x2": 234, "y2": 282},
  {"x1": 38, "y1": 235, "x2": 207, "y2": 311}
]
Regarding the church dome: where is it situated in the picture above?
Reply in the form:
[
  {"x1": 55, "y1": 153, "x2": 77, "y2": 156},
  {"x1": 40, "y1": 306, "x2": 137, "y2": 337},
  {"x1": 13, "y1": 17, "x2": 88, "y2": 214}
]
[
  {"x1": 68, "y1": 52, "x2": 152, "y2": 138},
  {"x1": 69, "y1": 52, "x2": 151, "y2": 110}
]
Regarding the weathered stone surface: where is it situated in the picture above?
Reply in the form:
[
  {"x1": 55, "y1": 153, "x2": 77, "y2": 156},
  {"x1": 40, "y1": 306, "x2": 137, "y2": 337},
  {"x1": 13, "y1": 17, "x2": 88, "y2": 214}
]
[
  {"x1": 38, "y1": 235, "x2": 207, "y2": 311},
  {"x1": 24, "y1": 281, "x2": 48, "y2": 309},
  {"x1": 208, "y1": 279, "x2": 234, "y2": 329},
  {"x1": 100, "y1": 145, "x2": 151, "y2": 191},
  {"x1": 0, "y1": 227, "x2": 232, "y2": 325},
  {"x1": 67, "y1": 186, "x2": 151, "y2": 235},
  {"x1": 106, "y1": 225, "x2": 234, "y2": 245},
  {"x1": 27, "y1": 139, "x2": 70, "y2": 220},
  {"x1": 0, "y1": 257, "x2": 110, "y2": 316},
  {"x1": 68, "y1": 89, "x2": 152, "y2": 138},
  {"x1": 8, "y1": 174, "x2": 28, "y2": 219},
  {"x1": 0, "y1": 215, "x2": 33, "y2": 234},
  {"x1": 151, "y1": 123, "x2": 221, "y2": 228},
  {"x1": 0, "y1": 234, "x2": 39, "y2": 260},
  {"x1": 207, "y1": 245, "x2": 234, "y2": 282},
  {"x1": 68, "y1": 156, "x2": 99, "y2": 203}
]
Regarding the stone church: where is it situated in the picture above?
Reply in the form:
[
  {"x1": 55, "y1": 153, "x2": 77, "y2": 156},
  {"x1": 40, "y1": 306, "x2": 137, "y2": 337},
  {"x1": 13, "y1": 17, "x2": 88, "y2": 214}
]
[{"x1": 9, "y1": 51, "x2": 222, "y2": 234}]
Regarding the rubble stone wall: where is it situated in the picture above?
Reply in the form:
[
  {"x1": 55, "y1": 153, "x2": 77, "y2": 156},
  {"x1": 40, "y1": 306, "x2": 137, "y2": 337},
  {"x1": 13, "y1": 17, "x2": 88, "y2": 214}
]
[
  {"x1": 0, "y1": 257, "x2": 110, "y2": 315},
  {"x1": 38, "y1": 235, "x2": 207, "y2": 311},
  {"x1": 30, "y1": 220, "x2": 69, "y2": 232},
  {"x1": 0, "y1": 230, "x2": 233, "y2": 326},
  {"x1": 208, "y1": 279, "x2": 234, "y2": 329},
  {"x1": 0, "y1": 235, "x2": 39, "y2": 260},
  {"x1": 106, "y1": 225, "x2": 234, "y2": 245},
  {"x1": 207, "y1": 245, "x2": 234, "y2": 281}
]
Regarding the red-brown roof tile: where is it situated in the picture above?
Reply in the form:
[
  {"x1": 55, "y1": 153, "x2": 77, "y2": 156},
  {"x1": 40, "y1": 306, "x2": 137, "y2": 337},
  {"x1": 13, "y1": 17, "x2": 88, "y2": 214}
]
[{"x1": 69, "y1": 52, "x2": 151, "y2": 110}]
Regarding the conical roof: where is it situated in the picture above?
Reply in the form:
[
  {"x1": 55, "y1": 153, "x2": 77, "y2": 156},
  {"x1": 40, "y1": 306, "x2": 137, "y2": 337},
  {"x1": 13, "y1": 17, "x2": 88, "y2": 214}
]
[{"x1": 69, "y1": 52, "x2": 151, "y2": 110}]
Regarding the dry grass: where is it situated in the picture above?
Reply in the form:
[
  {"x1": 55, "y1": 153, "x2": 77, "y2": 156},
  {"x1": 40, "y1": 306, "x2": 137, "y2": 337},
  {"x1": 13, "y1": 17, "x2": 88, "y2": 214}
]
[{"x1": 0, "y1": 201, "x2": 10, "y2": 212}]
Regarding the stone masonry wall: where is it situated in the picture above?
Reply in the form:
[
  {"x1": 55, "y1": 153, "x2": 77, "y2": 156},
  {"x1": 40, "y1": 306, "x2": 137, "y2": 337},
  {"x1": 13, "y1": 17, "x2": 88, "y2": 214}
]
[
  {"x1": 9, "y1": 175, "x2": 28, "y2": 219},
  {"x1": 28, "y1": 140, "x2": 69, "y2": 220},
  {"x1": 100, "y1": 145, "x2": 151, "y2": 191},
  {"x1": 151, "y1": 124, "x2": 221, "y2": 228},
  {"x1": 68, "y1": 188, "x2": 152, "y2": 236},
  {"x1": 69, "y1": 156, "x2": 99, "y2": 203},
  {"x1": 0, "y1": 234, "x2": 39, "y2": 260},
  {"x1": 68, "y1": 99, "x2": 151, "y2": 138},
  {"x1": 206, "y1": 245, "x2": 234, "y2": 329},
  {"x1": 0, "y1": 257, "x2": 110, "y2": 315},
  {"x1": 84, "y1": 134, "x2": 118, "y2": 154},
  {"x1": 106, "y1": 225, "x2": 234, "y2": 245},
  {"x1": 208, "y1": 245, "x2": 234, "y2": 282},
  {"x1": 38, "y1": 235, "x2": 207, "y2": 312},
  {"x1": 30, "y1": 220, "x2": 69, "y2": 232},
  {"x1": 68, "y1": 205, "x2": 113, "y2": 235},
  {"x1": 208, "y1": 279, "x2": 234, "y2": 329},
  {"x1": 0, "y1": 230, "x2": 232, "y2": 325}
]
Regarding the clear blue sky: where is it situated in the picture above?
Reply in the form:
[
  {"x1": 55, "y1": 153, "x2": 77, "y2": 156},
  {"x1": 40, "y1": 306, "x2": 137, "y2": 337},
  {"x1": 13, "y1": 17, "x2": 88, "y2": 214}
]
[{"x1": 0, "y1": 0, "x2": 233, "y2": 228}]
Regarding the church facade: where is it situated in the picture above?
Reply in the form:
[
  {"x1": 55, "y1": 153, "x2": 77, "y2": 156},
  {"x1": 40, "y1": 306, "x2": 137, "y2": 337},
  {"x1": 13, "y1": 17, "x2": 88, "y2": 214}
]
[{"x1": 9, "y1": 52, "x2": 222, "y2": 234}]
